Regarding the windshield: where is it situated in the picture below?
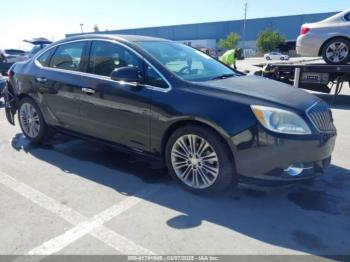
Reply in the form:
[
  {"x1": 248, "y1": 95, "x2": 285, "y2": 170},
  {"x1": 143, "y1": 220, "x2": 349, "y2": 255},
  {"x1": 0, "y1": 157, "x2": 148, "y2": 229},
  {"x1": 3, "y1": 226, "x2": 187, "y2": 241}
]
[{"x1": 136, "y1": 41, "x2": 238, "y2": 81}]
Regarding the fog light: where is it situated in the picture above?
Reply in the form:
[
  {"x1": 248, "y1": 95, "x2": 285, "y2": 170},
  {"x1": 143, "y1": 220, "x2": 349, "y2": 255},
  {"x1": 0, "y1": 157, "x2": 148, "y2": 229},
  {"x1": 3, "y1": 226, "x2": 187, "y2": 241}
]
[{"x1": 284, "y1": 163, "x2": 309, "y2": 177}]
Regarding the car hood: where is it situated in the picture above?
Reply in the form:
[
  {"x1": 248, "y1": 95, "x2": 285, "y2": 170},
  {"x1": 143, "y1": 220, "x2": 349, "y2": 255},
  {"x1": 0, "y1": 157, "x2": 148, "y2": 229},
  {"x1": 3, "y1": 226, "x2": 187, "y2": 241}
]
[{"x1": 199, "y1": 75, "x2": 319, "y2": 112}]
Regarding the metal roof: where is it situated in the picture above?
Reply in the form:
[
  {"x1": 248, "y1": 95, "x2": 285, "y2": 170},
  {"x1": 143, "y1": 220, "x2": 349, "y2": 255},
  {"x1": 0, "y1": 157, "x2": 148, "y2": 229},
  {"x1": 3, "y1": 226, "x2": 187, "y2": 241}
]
[{"x1": 67, "y1": 12, "x2": 339, "y2": 42}]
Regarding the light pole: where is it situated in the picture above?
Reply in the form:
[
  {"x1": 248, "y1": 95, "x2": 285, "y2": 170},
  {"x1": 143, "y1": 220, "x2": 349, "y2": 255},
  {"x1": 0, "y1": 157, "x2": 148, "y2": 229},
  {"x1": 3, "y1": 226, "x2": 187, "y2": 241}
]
[
  {"x1": 242, "y1": 2, "x2": 248, "y2": 49},
  {"x1": 80, "y1": 24, "x2": 84, "y2": 33}
]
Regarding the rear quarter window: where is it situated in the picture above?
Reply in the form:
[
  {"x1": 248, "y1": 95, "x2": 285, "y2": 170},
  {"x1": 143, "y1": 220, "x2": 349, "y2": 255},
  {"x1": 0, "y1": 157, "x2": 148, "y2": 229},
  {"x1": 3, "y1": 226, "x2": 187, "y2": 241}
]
[{"x1": 345, "y1": 13, "x2": 350, "y2": 21}]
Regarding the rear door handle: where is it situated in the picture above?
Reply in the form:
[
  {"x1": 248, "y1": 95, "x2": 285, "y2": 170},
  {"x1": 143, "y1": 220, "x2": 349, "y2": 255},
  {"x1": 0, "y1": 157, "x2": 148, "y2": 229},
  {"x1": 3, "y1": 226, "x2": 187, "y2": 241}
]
[
  {"x1": 82, "y1": 88, "x2": 96, "y2": 95},
  {"x1": 36, "y1": 77, "x2": 48, "y2": 84}
]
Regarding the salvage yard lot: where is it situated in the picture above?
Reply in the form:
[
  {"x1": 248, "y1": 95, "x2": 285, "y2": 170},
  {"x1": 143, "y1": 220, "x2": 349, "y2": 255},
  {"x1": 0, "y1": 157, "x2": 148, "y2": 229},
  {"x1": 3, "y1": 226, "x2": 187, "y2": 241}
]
[{"x1": 0, "y1": 89, "x2": 349, "y2": 257}]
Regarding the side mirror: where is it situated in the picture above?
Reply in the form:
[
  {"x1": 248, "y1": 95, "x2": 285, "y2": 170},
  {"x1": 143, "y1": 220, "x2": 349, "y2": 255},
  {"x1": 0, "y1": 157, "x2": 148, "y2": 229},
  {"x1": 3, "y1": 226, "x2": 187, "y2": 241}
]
[{"x1": 111, "y1": 67, "x2": 143, "y2": 83}]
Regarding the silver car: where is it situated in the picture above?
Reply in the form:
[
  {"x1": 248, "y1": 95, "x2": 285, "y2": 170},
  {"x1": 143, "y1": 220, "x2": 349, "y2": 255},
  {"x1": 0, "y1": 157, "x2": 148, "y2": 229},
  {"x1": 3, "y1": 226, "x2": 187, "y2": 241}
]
[{"x1": 297, "y1": 9, "x2": 350, "y2": 65}]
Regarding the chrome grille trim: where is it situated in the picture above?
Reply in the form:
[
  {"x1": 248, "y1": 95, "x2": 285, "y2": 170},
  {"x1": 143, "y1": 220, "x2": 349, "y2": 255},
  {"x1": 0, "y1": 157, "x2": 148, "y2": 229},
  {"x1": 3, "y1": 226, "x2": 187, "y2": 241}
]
[{"x1": 306, "y1": 101, "x2": 336, "y2": 134}]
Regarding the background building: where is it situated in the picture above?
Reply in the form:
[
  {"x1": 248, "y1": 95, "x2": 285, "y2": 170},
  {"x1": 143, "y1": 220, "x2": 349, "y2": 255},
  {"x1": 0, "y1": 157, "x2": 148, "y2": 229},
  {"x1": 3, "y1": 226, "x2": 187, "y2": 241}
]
[{"x1": 67, "y1": 12, "x2": 337, "y2": 55}]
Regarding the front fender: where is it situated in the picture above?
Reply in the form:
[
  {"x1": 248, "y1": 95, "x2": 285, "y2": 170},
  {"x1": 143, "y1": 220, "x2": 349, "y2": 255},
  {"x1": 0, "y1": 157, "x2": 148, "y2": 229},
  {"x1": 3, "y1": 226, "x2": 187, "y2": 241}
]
[{"x1": 150, "y1": 85, "x2": 258, "y2": 157}]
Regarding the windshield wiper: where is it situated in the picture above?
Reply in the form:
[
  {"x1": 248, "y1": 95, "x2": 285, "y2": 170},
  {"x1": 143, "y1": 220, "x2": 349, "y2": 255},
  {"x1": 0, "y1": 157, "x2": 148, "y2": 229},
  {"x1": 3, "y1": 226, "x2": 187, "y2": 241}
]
[{"x1": 211, "y1": 74, "x2": 235, "y2": 80}]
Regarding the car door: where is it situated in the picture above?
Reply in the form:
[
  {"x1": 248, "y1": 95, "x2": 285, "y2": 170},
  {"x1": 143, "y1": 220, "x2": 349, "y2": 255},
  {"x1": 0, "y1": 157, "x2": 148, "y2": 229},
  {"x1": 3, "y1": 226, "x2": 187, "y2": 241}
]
[
  {"x1": 77, "y1": 40, "x2": 153, "y2": 152},
  {"x1": 33, "y1": 41, "x2": 89, "y2": 131}
]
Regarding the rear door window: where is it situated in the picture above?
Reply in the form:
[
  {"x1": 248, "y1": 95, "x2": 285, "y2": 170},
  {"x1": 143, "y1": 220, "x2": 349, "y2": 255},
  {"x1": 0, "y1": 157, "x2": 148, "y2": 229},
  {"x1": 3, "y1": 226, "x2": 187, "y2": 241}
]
[{"x1": 50, "y1": 42, "x2": 85, "y2": 72}]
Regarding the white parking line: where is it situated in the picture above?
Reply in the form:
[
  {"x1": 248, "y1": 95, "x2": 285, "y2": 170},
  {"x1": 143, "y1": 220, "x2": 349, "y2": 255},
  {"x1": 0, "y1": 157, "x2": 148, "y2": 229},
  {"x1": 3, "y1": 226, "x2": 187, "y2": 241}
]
[
  {"x1": 0, "y1": 170, "x2": 85, "y2": 225},
  {"x1": 0, "y1": 170, "x2": 159, "y2": 259},
  {"x1": 26, "y1": 190, "x2": 157, "y2": 256}
]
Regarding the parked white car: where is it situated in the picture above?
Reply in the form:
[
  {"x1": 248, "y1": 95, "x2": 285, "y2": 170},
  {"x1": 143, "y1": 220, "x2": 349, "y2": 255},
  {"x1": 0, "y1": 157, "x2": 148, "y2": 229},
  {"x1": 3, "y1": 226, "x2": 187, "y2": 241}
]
[
  {"x1": 264, "y1": 52, "x2": 290, "y2": 61},
  {"x1": 297, "y1": 9, "x2": 350, "y2": 65}
]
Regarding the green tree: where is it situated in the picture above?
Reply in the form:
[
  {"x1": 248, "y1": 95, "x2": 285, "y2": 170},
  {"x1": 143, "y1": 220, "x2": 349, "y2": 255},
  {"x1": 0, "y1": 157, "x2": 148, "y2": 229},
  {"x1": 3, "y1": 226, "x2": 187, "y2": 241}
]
[
  {"x1": 256, "y1": 28, "x2": 286, "y2": 53},
  {"x1": 218, "y1": 33, "x2": 241, "y2": 50}
]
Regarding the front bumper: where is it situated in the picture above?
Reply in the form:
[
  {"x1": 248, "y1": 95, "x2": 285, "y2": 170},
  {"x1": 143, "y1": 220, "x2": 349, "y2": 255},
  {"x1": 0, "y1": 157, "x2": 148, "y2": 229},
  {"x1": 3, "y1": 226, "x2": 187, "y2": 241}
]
[{"x1": 231, "y1": 126, "x2": 336, "y2": 183}]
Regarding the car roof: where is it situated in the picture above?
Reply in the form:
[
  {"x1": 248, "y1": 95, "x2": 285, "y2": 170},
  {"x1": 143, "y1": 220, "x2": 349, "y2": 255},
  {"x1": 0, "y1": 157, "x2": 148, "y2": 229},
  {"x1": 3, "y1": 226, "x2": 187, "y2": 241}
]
[
  {"x1": 56, "y1": 34, "x2": 170, "y2": 46},
  {"x1": 4, "y1": 49, "x2": 25, "y2": 53},
  {"x1": 320, "y1": 9, "x2": 350, "y2": 23}
]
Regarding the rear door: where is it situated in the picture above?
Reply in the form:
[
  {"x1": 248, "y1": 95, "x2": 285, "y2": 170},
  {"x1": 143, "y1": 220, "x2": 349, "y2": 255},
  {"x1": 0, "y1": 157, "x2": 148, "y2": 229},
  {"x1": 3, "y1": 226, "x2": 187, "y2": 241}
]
[{"x1": 33, "y1": 41, "x2": 89, "y2": 131}]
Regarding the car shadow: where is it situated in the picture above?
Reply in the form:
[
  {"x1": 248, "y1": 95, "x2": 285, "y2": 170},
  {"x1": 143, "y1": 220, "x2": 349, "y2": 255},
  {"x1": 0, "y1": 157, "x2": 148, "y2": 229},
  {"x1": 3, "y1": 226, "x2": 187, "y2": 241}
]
[{"x1": 10, "y1": 133, "x2": 350, "y2": 256}]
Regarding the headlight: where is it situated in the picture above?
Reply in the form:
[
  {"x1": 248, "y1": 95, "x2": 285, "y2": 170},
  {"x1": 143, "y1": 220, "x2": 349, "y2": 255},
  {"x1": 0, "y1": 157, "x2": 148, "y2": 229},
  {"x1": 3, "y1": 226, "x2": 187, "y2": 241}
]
[{"x1": 251, "y1": 105, "x2": 311, "y2": 135}]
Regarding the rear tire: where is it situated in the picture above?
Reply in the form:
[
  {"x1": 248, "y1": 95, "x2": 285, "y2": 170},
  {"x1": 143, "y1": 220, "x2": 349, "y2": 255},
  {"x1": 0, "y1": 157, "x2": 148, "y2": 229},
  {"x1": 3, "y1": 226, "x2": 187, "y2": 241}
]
[
  {"x1": 18, "y1": 97, "x2": 55, "y2": 144},
  {"x1": 266, "y1": 56, "x2": 271, "y2": 61},
  {"x1": 322, "y1": 37, "x2": 350, "y2": 65},
  {"x1": 165, "y1": 125, "x2": 236, "y2": 194}
]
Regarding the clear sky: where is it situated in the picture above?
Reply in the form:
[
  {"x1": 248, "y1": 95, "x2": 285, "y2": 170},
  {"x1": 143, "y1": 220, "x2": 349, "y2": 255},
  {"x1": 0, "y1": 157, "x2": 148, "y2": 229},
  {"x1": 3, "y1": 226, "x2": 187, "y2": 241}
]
[{"x1": 1, "y1": 0, "x2": 349, "y2": 49}]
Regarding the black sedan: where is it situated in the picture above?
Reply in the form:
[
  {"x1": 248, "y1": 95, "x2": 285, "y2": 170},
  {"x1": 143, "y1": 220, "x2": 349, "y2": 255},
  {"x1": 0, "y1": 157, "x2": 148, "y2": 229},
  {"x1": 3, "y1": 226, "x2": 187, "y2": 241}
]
[{"x1": 3, "y1": 34, "x2": 337, "y2": 193}]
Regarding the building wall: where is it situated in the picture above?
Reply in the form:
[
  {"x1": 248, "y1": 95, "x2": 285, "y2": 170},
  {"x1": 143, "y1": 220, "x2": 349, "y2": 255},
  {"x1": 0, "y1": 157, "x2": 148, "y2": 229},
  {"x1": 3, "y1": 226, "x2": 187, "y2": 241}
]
[{"x1": 67, "y1": 12, "x2": 338, "y2": 50}]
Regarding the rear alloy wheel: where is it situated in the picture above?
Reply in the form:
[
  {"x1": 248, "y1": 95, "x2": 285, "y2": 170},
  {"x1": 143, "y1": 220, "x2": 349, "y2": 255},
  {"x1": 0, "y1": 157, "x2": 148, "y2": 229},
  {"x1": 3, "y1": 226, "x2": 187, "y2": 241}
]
[
  {"x1": 322, "y1": 38, "x2": 350, "y2": 65},
  {"x1": 166, "y1": 125, "x2": 236, "y2": 194},
  {"x1": 18, "y1": 97, "x2": 55, "y2": 143},
  {"x1": 266, "y1": 56, "x2": 271, "y2": 60}
]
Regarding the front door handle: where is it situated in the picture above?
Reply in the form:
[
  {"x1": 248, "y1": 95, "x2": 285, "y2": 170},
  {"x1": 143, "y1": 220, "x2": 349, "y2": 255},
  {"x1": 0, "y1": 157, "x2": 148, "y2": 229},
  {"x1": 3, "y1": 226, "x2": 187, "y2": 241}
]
[
  {"x1": 82, "y1": 88, "x2": 96, "y2": 95},
  {"x1": 36, "y1": 77, "x2": 48, "y2": 84}
]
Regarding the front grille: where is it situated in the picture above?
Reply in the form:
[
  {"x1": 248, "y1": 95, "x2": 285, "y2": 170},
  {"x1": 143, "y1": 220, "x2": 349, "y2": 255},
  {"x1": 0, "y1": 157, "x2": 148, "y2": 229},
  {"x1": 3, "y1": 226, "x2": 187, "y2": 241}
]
[{"x1": 307, "y1": 101, "x2": 336, "y2": 133}]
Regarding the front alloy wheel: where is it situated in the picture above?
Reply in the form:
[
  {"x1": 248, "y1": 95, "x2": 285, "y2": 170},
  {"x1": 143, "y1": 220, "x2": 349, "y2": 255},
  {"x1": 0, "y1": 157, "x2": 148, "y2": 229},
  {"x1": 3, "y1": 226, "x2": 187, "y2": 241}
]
[
  {"x1": 171, "y1": 135, "x2": 219, "y2": 189},
  {"x1": 166, "y1": 125, "x2": 236, "y2": 194}
]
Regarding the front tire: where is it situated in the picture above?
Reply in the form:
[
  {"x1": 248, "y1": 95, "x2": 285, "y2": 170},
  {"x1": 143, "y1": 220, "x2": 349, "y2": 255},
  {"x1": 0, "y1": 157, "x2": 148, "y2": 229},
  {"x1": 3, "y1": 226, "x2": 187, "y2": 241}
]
[
  {"x1": 165, "y1": 125, "x2": 236, "y2": 194},
  {"x1": 18, "y1": 97, "x2": 55, "y2": 144},
  {"x1": 322, "y1": 38, "x2": 350, "y2": 65}
]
